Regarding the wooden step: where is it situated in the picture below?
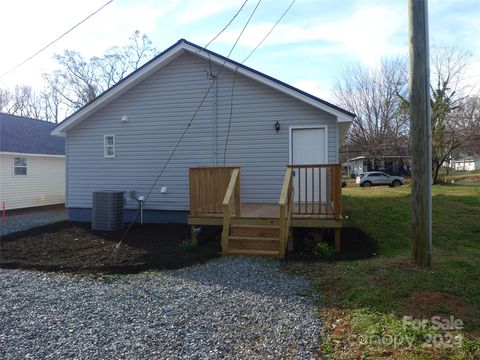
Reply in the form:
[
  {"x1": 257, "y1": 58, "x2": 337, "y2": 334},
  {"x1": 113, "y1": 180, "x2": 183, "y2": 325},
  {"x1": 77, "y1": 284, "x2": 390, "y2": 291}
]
[
  {"x1": 230, "y1": 225, "x2": 279, "y2": 237},
  {"x1": 228, "y1": 236, "x2": 279, "y2": 251},
  {"x1": 225, "y1": 248, "x2": 281, "y2": 257},
  {"x1": 230, "y1": 218, "x2": 279, "y2": 226}
]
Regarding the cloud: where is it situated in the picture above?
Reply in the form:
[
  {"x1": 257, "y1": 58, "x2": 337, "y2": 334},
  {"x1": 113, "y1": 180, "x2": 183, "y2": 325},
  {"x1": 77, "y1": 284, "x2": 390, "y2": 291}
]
[
  {"x1": 195, "y1": 3, "x2": 407, "y2": 65},
  {"x1": 0, "y1": 0, "x2": 177, "y2": 88},
  {"x1": 175, "y1": 0, "x2": 242, "y2": 24},
  {"x1": 292, "y1": 79, "x2": 333, "y2": 101}
]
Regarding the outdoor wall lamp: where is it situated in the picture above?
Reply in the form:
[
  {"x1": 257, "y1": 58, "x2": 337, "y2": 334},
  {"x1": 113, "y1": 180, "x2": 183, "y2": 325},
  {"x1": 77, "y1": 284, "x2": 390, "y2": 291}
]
[{"x1": 275, "y1": 121, "x2": 280, "y2": 133}]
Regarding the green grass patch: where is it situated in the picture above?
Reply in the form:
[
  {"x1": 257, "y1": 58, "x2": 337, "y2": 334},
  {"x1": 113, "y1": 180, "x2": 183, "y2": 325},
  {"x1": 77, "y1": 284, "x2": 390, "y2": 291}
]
[
  {"x1": 181, "y1": 238, "x2": 198, "y2": 252},
  {"x1": 288, "y1": 184, "x2": 480, "y2": 359}
]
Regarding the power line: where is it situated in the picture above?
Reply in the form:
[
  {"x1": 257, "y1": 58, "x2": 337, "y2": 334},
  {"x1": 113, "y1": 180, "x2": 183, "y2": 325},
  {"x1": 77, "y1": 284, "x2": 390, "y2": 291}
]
[
  {"x1": 204, "y1": 0, "x2": 249, "y2": 49},
  {"x1": 142, "y1": 0, "x2": 261, "y2": 205},
  {"x1": 223, "y1": 69, "x2": 238, "y2": 165},
  {"x1": 242, "y1": 0, "x2": 295, "y2": 64},
  {"x1": 0, "y1": 0, "x2": 114, "y2": 81},
  {"x1": 111, "y1": 0, "x2": 263, "y2": 254},
  {"x1": 223, "y1": 0, "x2": 296, "y2": 163},
  {"x1": 204, "y1": 0, "x2": 251, "y2": 77},
  {"x1": 225, "y1": 0, "x2": 262, "y2": 59}
]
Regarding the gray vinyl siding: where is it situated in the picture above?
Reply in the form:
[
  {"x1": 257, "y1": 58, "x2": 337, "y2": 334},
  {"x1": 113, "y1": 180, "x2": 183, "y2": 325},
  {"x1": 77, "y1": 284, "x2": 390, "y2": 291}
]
[{"x1": 66, "y1": 53, "x2": 339, "y2": 211}]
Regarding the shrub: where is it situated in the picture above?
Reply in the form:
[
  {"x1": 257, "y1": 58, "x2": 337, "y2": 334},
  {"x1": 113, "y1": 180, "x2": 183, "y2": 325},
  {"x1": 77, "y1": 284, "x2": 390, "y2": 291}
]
[
  {"x1": 182, "y1": 239, "x2": 198, "y2": 252},
  {"x1": 313, "y1": 242, "x2": 334, "y2": 257}
]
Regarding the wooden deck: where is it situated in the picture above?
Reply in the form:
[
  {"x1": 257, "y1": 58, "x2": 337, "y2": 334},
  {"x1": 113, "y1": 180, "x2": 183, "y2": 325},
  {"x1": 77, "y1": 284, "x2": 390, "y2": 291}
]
[
  {"x1": 188, "y1": 202, "x2": 343, "y2": 227},
  {"x1": 188, "y1": 165, "x2": 343, "y2": 257}
]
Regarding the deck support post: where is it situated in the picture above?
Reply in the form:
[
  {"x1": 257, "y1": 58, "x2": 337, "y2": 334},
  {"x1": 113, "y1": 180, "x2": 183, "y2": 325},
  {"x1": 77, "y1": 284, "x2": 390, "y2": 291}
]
[
  {"x1": 191, "y1": 226, "x2": 198, "y2": 243},
  {"x1": 334, "y1": 228, "x2": 341, "y2": 252},
  {"x1": 287, "y1": 228, "x2": 294, "y2": 252}
]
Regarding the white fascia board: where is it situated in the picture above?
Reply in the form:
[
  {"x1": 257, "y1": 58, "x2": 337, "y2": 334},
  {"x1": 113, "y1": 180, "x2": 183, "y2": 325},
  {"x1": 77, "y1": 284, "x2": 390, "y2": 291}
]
[
  {"x1": 0, "y1": 151, "x2": 65, "y2": 158},
  {"x1": 186, "y1": 44, "x2": 355, "y2": 123},
  {"x1": 51, "y1": 46, "x2": 187, "y2": 137},
  {"x1": 51, "y1": 41, "x2": 354, "y2": 137}
]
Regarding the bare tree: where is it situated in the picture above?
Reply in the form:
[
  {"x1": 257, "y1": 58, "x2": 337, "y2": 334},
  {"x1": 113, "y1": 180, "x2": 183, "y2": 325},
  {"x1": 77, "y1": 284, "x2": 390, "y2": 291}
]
[
  {"x1": 334, "y1": 58, "x2": 409, "y2": 158},
  {"x1": 0, "y1": 88, "x2": 13, "y2": 113},
  {"x1": 51, "y1": 31, "x2": 156, "y2": 114},
  {"x1": 427, "y1": 45, "x2": 480, "y2": 181},
  {"x1": 42, "y1": 71, "x2": 68, "y2": 123},
  {"x1": 0, "y1": 32, "x2": 156, "y2": 122},
  {"x1": 95, "y1": 31, "x2": 155, "y2": 89},
  {"x1": 0, "y1": 85, "x2": 47, "y2": 119},
  {"x1": 53, "y1": 50, "x2": 99, "y2": 109},
  {"x1": 336, "y1": 45, "x2": 479, "y2": 182},
  {"x1": 431, "y1": 93, "x2": 480, "y2": 179}
]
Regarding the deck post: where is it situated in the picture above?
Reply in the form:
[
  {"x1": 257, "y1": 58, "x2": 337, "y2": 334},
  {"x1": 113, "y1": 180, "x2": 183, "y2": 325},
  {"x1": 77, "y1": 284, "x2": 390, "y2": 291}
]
[
  {"x1": 334, "y1": 165, "x2": 342, "y2": 219},
  {"x1": 334, "y1": 228, "x2": 341, "y2": 252},
  {"x1": 191, "y1": 226, "x2": 198, "y2": 243},
  {"x1": 287, "y1": 228, "x2": 294, "y2": 252},
  {"x1": 279, "y1": 204, "x2": 286, "y2": 257},
  {"x1": 235, "y1": 172, "x2": 241, "y2": 216}
]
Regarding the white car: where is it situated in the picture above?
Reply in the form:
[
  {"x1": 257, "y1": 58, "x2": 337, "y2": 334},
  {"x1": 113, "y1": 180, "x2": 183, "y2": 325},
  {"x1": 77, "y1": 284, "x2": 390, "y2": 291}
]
[{"x1": 356, "y1": 171, "x2": 404, "y2": 187}]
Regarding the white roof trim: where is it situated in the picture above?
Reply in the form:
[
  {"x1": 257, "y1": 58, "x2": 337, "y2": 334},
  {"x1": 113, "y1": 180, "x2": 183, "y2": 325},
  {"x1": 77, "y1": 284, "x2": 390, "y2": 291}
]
[
  {"x1": 186, "y1": 44, "x2": 354, "y2": 123},
  {"x1": 52, "y1": 41, "x2": 354, "y2": 137},
  {"x1": 0, "y1": 151, "x2": 65, "y2": 158},
  {"x1": 451, "y1": 158, "x2": 480, "y2": 162}
]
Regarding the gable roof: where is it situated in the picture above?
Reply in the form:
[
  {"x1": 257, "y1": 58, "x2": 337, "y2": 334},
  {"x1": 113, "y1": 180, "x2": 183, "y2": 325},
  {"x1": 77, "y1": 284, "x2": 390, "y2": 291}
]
[
  {"x1": 0, "y1": 113, "x2": 65, "y2": 155},
  {"x1": 52, "y1": 39, "x2": 355, "y2": 136},
  {"x1": 452, "y1": 154, "x2": 480, "y2": 162}
]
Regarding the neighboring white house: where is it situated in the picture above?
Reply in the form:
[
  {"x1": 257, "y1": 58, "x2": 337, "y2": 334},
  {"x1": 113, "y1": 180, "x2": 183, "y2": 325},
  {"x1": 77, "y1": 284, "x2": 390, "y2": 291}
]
[
  {"x1": 343, "y1": 155, "x2": 411, "y2": 177},
  {"x1": 51, "y1": 39, "x2": 355, "y2": 223},
  {"x1": 0, "y1": 113, "x2": 65, "y2": 210},
  {"x1": 450, "y1": 155, "x2": 480, "y2": 171}
]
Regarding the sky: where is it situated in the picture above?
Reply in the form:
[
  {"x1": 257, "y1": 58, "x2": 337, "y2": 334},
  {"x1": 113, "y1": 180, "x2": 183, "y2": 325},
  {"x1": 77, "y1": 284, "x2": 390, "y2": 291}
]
[{"x1": 1, "y1": 0, "x2": 479, "y2": 103}]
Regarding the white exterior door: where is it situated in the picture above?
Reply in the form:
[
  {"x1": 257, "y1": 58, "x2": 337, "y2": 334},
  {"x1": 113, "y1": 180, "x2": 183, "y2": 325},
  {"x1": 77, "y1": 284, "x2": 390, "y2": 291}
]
[{"x1": 290, "y1": 127, "x2": 327, "y2": 204}]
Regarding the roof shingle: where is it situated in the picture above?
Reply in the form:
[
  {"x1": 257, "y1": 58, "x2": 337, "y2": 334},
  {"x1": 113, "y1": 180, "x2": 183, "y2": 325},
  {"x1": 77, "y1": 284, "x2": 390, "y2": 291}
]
[{"x1": 0, "y1": 113, "x2": 65, "y2": 155}]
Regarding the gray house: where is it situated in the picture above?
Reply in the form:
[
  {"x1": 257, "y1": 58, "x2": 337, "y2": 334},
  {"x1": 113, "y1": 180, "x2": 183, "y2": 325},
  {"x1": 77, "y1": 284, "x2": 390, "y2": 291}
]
[{"x1": 52, "y1": 39, "x2": 354, "y2": 255}]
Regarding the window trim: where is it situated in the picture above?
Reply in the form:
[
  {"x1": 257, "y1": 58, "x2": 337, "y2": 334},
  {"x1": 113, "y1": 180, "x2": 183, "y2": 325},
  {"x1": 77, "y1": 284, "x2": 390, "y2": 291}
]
[
  {"x1": 13, "y1": 156, "x2": 28, "y2": 176},
  {"x1": 104, "y1": 135, "x2": 116, "y2": 158}
]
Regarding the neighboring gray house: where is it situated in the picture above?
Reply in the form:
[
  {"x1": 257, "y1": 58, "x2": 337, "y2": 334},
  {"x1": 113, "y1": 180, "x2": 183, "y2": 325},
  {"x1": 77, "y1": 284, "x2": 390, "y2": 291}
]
[{"x1": 52, "y1": 39, "x2": 354, "y2": 223}]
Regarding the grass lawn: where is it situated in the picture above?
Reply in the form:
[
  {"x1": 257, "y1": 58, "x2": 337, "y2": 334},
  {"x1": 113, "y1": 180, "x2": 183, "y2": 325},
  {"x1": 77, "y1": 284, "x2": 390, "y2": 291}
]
[
  {"x1": 443, "y1": 169, "x2": 480, "y2": 185},
  {"x1": 286, "y1": 184, "x2": 480, "y2": 359}
]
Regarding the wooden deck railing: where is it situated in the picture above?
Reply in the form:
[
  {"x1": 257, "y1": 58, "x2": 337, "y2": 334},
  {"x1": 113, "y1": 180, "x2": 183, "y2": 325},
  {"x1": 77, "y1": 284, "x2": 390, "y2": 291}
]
[
  {"x1": 189, "y1": 167, "x2": 240, "y2": 215},
  {"x1": 221, "y1": 168, "x2": 241, "y2": 254},
  {"x1": 279, "y1": 167, "x2": 294, "y2": 257},
  {"x1": 288, "y1": 164, "x2": 342, "y2": 219}
]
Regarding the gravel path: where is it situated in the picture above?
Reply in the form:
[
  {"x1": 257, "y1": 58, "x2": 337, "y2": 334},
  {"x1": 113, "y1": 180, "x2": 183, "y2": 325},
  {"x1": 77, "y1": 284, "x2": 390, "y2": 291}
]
[
  {"x1": 0, "y1": 257, "x2": 321, "y2": 359},
  {"x1": 0, "y1": 207, "x2": 68, "y2": 236}
]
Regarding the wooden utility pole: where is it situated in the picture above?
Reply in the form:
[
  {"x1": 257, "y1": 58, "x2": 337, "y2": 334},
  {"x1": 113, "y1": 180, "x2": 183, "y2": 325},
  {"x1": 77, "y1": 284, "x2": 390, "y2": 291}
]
[{"x1": 409, "y1": 0, "x2": 432, "y2": 267}]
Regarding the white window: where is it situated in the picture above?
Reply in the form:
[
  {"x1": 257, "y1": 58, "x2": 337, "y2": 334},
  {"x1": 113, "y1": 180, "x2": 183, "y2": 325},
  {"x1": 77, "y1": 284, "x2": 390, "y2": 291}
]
[
  {"x1": 13, "y1": 157, "x2": 27, "y2": 175},
  {"x1": 104, "y1": 135, "x2": 115, "y2": 158}
]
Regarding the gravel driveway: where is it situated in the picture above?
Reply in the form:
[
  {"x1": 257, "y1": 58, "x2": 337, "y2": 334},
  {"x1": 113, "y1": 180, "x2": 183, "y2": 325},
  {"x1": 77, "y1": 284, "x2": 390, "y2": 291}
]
[
  {"x1": 0, "y1": 257, "x2": 322, "y2": 359},
  {"x1": 0, "y1": 206, "x2": 68, "y2": 236}
]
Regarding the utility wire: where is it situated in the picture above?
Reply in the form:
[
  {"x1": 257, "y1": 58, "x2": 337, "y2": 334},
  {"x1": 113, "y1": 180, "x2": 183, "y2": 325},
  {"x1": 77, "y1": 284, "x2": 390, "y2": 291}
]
[
  {"x1": 223, "y1": 0, "x2": 296, "y2": 163},
  {"x1": 142, "y1": 0, "x2": 261, "y2": 205},
  {"x1": 0, "y1": 0, "x2": 115, "y2": 81},
  {"x1": 111, "y1": 0, "x2": 263, "y2": 254},
  {"x1": 223, "y1": 69, "x2": 238, "y2": 165},
  {"x1": 204, "y1": 0, "x2": 249, "y2": 49},
  {"x1": 225, "y1": 0, "x2": 262, "y2": 59},
  {"x1": 242, "y1": 0, "x2": 295, "y2": 64}
]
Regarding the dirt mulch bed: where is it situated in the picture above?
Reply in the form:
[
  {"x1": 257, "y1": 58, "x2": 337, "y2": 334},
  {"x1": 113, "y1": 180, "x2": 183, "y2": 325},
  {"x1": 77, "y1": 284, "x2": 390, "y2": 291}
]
[
  {"x1": 0, "y1": 222, "x2": 221, "y2": 273},
  {"x1": 287, "y1": 227, "x2": 378, "y2": 262}
]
